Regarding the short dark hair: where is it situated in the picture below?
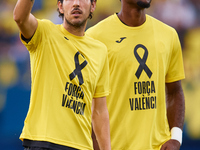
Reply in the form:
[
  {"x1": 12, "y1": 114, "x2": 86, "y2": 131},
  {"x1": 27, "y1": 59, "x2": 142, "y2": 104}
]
[{"x1": 57, "y1": 0, "x2": 96, "y2": 20}]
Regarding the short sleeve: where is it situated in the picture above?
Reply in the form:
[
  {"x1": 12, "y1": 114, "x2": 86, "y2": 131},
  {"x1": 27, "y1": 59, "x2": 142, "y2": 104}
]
[
  {"x1": 93, "y1": 52, "x2": 110, "y2": 98},
  {"x1": 165, "y1": 30, "x2": 185, "y2": 83},
  {"x1": 19, "y1": 19, "x2": 49, "y2": 52}
]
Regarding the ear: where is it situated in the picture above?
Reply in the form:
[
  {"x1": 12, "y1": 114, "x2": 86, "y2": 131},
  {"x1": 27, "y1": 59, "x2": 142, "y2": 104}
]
[
  {"x1": 58, "y1": 1, "x2": 64, "y2": 14},
  {"x1": 90, "y1": 0, "x2": 96, "y2": 13}
]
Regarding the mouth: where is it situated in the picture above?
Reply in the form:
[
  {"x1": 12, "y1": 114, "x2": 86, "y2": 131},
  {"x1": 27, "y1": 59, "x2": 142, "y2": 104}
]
[{"x1": 71, "y1": 9, "x2": 82, "y2": 17}]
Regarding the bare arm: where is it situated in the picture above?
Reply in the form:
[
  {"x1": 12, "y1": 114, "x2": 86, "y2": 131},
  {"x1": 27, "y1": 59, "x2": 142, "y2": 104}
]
[
  {"x1": 166, "y1": 80, "x2": 185, "y2": 130},
  {"x1": 13, "y1": 0, "x2": 38, "y2": 39},
  {"x1": 92, "y1": 127, "x2": 100, "y2": 150},
  {"x1": 161, "y1": 80, "x2": 185, "y2": 150},
  {"x1": 92, "y1": 97, "x2": 111, "y2": 150}
]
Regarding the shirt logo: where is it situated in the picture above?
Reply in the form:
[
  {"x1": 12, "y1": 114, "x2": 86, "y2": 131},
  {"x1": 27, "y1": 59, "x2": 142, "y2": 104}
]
[
  {"x1": 64, "y1": 36, "x2": 69, "y2": 40},
  {"x1": 134, "y1": 44, "x2": 152, "y2": 79},
  {"x1": 69, "y1": 51, "x2": 88, "y2": 85},
  {"x1": 116, "y1": 37, "x2": 127, "y2": 43}
]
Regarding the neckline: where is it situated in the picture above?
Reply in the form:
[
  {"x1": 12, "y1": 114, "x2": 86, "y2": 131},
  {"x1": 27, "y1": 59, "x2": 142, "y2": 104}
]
[
  {"x1": 113, "y1": 13, "x2": 149, "y2": 30},
  {"x1": 60, "y1": 24, "x2": 86, "y2": 39}
]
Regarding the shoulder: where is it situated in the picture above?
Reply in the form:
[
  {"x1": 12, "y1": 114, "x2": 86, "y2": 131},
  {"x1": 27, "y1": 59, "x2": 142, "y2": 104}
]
[
  {"x1": 35, "y1": 19, "x2": 62, "y2": 38},
  {"x1": 147, "y1": 15, "x2": 177, "y2": 34},
  {"x1": 147, "y1": 15, "x2": 178, "y2": 41},
  {"x1": 92, "y1": 14, "x2": 115, "y2": 27},
  {"x1": 37, "y1": 19, "x2": 54, "y2": 24},
  {"x1": 86, "y1": 14, "x2": 115, "y2": 36},
  {"x1": 93, "y1": 14, "x2": 115, "y2": 27},
  {"x1": 37, "y1": 19, "x2": 57, "y2": 29},
  {"x1": 86, "y1": 35, "x2": 107, "y2": 52}
]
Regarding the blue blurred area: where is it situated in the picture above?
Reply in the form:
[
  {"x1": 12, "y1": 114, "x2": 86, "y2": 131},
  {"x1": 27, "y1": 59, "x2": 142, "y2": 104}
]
[
  {"x1": 0, "y1": 85, "x2": 30, "y2": 150},
  {"x1": 32, "y1": 0, "x2": 42, "y2": 12},
  {"x1": 0, "y1": 0, "x2": 200, "y2": 150}
]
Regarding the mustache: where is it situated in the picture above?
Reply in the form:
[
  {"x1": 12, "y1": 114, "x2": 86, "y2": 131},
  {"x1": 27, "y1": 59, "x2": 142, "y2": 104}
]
[{"x1": 71, "y1": 8, "x2": 83, "y2": 14}]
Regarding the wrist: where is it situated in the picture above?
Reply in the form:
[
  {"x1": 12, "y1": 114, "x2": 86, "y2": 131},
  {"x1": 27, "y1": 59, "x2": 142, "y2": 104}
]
[{"x1": 171, "y1": 127, "x2": 183, "y2": 145}]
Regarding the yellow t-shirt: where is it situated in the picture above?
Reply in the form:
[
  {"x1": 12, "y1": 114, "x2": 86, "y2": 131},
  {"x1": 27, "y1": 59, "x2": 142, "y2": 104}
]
[
  {"x1": 86, "y1": 14, "x2": 185, "y2": 150},
  {"x1": 20, "y1": 19, "x2": 109, "y2": 150}
]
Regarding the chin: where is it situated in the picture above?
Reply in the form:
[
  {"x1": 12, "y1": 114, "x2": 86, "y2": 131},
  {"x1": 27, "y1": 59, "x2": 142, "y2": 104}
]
[{"x1": 72, "y1": 19, "x2": 87, "y2": 27}]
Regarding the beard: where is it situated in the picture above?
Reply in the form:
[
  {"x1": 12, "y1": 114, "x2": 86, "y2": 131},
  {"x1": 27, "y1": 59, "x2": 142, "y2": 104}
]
[
  {"x1": 65, "y1": 17, "x2": 88, "y2": 28},
  {"x1": 64, "y1": 7, "x2": 91, "y2": 28},
  {"x1": 137, "y1": 1, "x2": 151, "y2": 8}
]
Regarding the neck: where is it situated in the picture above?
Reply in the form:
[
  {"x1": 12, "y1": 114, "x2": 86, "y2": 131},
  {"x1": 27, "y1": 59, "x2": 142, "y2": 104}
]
[
  {"x1": 63, "y1": 20, "x2": 87, "y2": 37},
  {"x1": 118, "y1": 2, "x2": 146, "y2": 27}
]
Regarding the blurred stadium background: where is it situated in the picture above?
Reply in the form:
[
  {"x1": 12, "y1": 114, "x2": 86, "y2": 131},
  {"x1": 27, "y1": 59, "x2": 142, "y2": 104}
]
[{"x1": 0, "y1": 0, "x2": 200, "y2": 149}]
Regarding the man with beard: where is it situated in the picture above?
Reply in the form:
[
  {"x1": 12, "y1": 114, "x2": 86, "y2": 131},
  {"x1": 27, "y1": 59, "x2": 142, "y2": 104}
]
[
  {"x1": 13, "y1": 0, "x2": 111, "y2": 150},
  {"x1": 86, "y1": 0, "x2": 185, "y2": 150}
]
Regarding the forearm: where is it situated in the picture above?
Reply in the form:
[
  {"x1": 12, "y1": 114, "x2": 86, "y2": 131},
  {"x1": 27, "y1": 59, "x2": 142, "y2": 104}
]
[
  {"x1": 92, "y1": 127, "x2": 100, "y2": 150},
  {"x1": 92, "y1": 107, "x2": 111, "y2": 150},
  {"x1": 166, "y1": 81, "x2": 185, "y2": 129}
]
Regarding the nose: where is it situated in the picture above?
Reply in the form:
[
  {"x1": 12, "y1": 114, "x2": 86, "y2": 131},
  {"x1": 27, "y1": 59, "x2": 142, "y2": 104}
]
[{"x1": 73, "y1": 0, "x2": 80, "y2": 7}]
